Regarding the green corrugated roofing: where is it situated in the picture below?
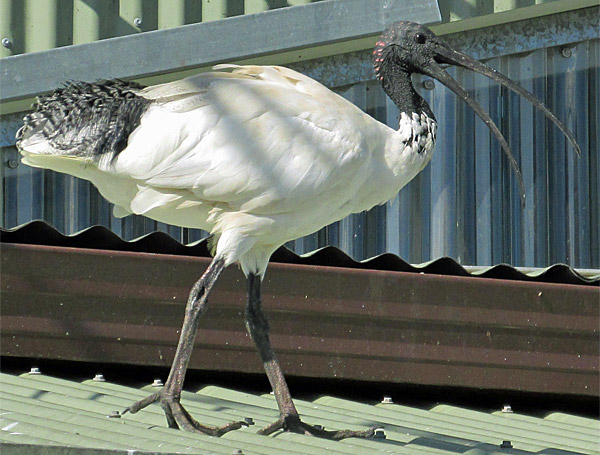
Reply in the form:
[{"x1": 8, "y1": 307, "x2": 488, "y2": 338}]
[{"x1": 0, "y1": 370, "x2": 597, "y2": 455}]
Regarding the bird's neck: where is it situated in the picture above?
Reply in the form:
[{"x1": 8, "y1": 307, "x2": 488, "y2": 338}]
[
  {"x1": 381, "y1": 70, "x2": 435, "y2": 122},
  {"x1": 377, "y1": 69, "x2": 438, "y2": 195}
]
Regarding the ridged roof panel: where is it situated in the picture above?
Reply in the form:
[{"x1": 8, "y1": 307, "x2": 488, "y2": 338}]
[{"x1": 1, "y1": 371, "x2": 597, "y2": 455}]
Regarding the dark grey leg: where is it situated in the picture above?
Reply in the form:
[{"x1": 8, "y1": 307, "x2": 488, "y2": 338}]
[
  {"x1": 245, "y1": 273, "x2": 376, "y2": 440},
  {"x1": 122, "y1": 257, "x2": 248, "y2": 436}
]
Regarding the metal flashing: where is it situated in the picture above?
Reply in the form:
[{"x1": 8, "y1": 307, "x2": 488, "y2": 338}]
[
  {"x1": 1, "y1": 221, "x2": 597, "y2": 285},
  {"x1": 0, "y1": 0, "x2": 441, "y2": 103}
]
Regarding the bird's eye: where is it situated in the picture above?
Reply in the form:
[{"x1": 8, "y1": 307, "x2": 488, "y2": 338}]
[{"x1": 414, "y1": 33, "x2": 426, "y2": 44}]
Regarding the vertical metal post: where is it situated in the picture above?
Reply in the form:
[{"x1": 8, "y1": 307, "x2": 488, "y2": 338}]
[
  {"x1": 244, "y1": 0, "x2": 267, "y2": 14},
  {"x1": 202, "y1": 0, "x2": 243, "y2": 21},
  {"x1": 202, "y1": 0, "x2": 226, "y2": 21},
  {"x1": 24, "y1": 0, "x2": 58, "y2": 53},
  {"x1": 244, "y1": 0, "x2": 311, "y2": 14},
  {"x1": 119, "y1": 0, "x2": 149, "y2": 34},
  {"x1": 0, "y1": 0, "x2": 15, "y2": 57},
  {"x1": 73, "y1": 0, "x2": 102, "y2": 44},
  {"x1": 158, "y1": 0, "x2": 186, "y2": 29},
  {"x1": 439, "y1": 0, "x2": 488, "y2": 22}
]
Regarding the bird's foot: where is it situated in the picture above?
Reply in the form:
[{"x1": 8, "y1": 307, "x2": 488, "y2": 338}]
[
  {"x1": 121, "y1": 390, "x2": 249, "y2": 436},
  {"x1": 258, "y1": 414, "x2": 376, "y2": 440}
]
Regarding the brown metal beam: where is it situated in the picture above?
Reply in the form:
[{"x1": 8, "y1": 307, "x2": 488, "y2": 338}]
[{"x1": 1, "y1": 243, "x2": 597, "y2": 396}]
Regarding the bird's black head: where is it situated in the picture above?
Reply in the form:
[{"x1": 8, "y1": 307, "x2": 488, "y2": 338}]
[
  {"x1": 373, "y1": 21, "x2": 581, "y2": 205},
  {"x1": 373, "y1": 21, "x2": 441, "y2": 81}
]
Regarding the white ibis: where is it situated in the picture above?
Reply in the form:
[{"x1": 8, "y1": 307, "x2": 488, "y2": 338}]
[{"x1": 17, "y1": 21, "x2": 580, "y2": 439}]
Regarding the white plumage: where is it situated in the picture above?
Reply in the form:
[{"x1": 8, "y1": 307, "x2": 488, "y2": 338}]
[{"x1": 21, "y1": 64, "x2": 435, "y2": 276}]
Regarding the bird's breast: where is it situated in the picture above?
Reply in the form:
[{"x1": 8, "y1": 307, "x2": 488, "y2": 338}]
[
  {"x1": 382, "y1": 111, "x2": 437, "y2": 195},
  {"x1": 397, "y1": 111, "x2": 437, "y2": 155}
]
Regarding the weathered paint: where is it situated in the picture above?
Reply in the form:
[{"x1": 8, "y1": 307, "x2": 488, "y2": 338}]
[{"x1": 1, "y1": 242, "x2": 597, "y2": 395}]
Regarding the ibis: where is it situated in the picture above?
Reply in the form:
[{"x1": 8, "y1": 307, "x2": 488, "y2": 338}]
[{"x1": 17, "y1": 21, "x2": 580, "y2": 439}]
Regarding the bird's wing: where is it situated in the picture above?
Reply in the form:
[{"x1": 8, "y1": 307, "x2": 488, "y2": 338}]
[{"x1": 111, "y1": 65, "x2": 386, "y2": 216}]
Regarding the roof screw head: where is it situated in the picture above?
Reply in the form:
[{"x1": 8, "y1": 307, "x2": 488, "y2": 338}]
[
  {"x1": 2, "y1": 38, "x2": 11, "y2": 48},
  {"x1": 232, "y1": 450, "x2": 244, "y2": 455},
  {"x1": 6, "y1": 159, "x2": 18, "y2": 169},
  {"x1": 373, "y1": 428, "x2": 386, "y2": 439},
  {"x1": 28, "y1": 367, "x2": 41, "y2": 375},
  {"x1": 560, "y1": 47, "x2": 572, "y2": 58},
  {"x1": 381, "y1": 396, "x2": 393, "y2": 404},
  {"x1": 423, "y1": 79, "x2": 435, "y2": 90},
  {"x1": 93, "y1": 373, "x2": 105, "y2": 382},
  {"x1": 107, "y1": 410, "x2": 121, "y2": 419},
  {"x1": 500, "y1": 440, "x2": 513, "y2": 449},
  {"x1": 244, "y1": 417, "x2": 254, "y2": 426},
  {"x1": 133, "y1": 17, "x2": 142, "y2": 27},
  {"x1": 501, "y1": 404, "x2": 513, "y2": 413},
  {"x1": 152, "y1": 379, "x2": 164, "y2": 387}
]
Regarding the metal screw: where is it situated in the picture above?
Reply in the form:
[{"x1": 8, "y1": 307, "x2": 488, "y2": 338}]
[
  {"x1": 6, "y1": 159, "x2": 18, "y2": 169},
  {"x1": 232, "y1": 450, "x2": 244, "y2": 455},
  {"x1": 560, "y1": 47, "x2": 572, "y2": 58},
  {"x1": 244, "y1": 417, "x2": 254, "y2": 426},
  {"x1": 381, "y1": 396, "x2": 393, "y2": 404},
  {"x1": 133, "y1": 17, "x2": 142, "y2": 27},
  {"x1": 500, "y1": 440, "x2": 513, "y2": 449},
  {"x1": 2, "y1": 38, "x2": 11, "y2": 48},
  {"x1": 501, "y1": 404, "x2": 513, "y2": 413},
  {"x1": 373, "y1": 428, "x2": 386, "y2": 439},
  {"x1": 93, "y1": 373, "x2": 105, "y2": 382},
  {"x1": 152, "y1": 379, "x2": 163, "y2": 387},
  {"x1": 28, "y1": 367, "x2": 41, "y2": 375},
  {"x1": 107, "y1": 410, "x2": 121, "y2": 419},
  {"x1": 423, "y1": 79, "x2": 435, "y2": 90}
]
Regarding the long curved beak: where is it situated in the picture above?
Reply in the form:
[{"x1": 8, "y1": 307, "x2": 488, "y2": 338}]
[{"x1": 421, "y1": 41, "x2": 581, "y2": 205}]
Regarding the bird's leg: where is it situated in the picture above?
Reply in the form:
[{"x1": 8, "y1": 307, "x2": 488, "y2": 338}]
[
  {"x1": 122, "y1": 257, "x2": 248, "y2": 436},
  {"x1": 245, "y1": 273, "x2": 375, "y2": 440}
]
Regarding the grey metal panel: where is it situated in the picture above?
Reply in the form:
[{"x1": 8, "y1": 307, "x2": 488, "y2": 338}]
[{"x1": 0, "y1": 0, "x2": 441, "y2": 102}]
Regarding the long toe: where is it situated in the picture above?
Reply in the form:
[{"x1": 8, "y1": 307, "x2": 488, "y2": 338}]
[
  {"x1": 259, "y1": 414, "x2": 376, "y2": 440},
  {"x1": 167, "y1": 397, "x2": 249, "y2": 436},
  {"x1": 122, "y1": 391, "x2": 162, "y2": 415}
]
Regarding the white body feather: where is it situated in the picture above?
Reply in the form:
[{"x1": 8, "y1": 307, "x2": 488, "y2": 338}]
[{"x1": 20, "y1": 65, "x2": 436, "y2": 276}]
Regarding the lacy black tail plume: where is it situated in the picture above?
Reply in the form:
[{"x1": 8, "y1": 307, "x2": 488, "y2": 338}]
[{"x1": 17, "y1": 79, "x2": 151, "y2": 159}]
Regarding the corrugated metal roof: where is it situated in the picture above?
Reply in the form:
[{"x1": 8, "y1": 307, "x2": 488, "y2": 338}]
[
  {"x1": 1, "y1": 221, "x2": 598, "y2": 285},
  {"x1": 0, "y1": 370, "x2": 597, "y2": 455}
]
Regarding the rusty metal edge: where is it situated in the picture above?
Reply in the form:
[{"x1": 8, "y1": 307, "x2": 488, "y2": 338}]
[
  {"x1": 1, "y1": 221, "x2": 597, "y2": 286},
  {"x1": 1, "y1": 243, "x2": 598, "y2": 396}
]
